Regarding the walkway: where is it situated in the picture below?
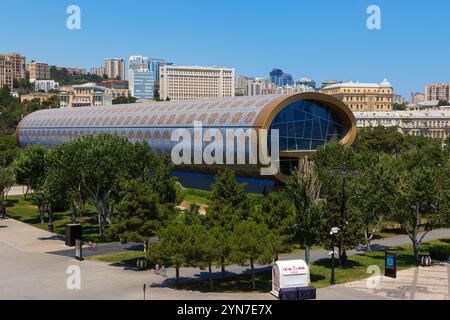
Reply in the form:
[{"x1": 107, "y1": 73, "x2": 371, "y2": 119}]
[{"x1": 1, "y1": 217, "x2": 449, "y2": 300}]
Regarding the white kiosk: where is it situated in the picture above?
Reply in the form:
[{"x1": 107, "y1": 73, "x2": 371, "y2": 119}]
[{"x1": 271, "y1": 260, "x2": 311, "y2": 298}]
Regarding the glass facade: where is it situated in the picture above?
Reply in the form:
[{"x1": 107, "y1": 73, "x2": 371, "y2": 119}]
[{"x1": 269, "y1": 99, "x2": 347, "y2": 153}]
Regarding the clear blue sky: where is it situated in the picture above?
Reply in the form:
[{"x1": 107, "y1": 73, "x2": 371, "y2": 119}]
[{"x1": 1, "y1": 0, "x2": 449, "y2": 98}]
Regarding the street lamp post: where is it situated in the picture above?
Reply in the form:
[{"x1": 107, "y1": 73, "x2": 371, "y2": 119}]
[
  {"x1": 330, "y1": 227, "x2": 340, "y2": 286},
  {"x1": 329, "y1": 166, "x2": 360, "y2": 267}
]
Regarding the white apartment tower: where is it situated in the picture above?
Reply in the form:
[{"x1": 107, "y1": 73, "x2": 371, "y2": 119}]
[
  {"x1": 104, "y1": 58, "x2": 125, "y2": 80},
  {"x1": 160, "y1": 65, "x2": 235, "y2": 101}
]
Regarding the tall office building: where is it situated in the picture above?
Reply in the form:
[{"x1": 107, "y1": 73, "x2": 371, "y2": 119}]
[
  {"x1": 160, "y1": 65, "x2": 235, "y2": 101},
  {"x1": 270, "y1": 68, "x2": 293, "y2": 86},
  {"x1": 27, "y1": 61, "x2": 50, "y2": 83},
  {"x1": 0, "y1": 55, "x2": 14, "y2": 91},
  {"x1": 104, "y1": 58, "x2": 125, "y2": 80},
  {"x1": 425, "y1": 83, "x2": 450, "y2": 102},
  {"x1": 0, "y1": 53, "x2": 26, "y2": 80},
  {"x1": 128, "y1": 56, "x2": 155, "y2": 100}
]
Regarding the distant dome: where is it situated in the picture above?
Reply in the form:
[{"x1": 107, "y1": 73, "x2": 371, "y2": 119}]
[{"x1": 380, "y1": 78, "x2": 392, "y2": 87}]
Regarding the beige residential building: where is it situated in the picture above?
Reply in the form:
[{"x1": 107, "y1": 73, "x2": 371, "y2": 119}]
[
  {"x1": 56, "y1": 67, "x2": 86, "y2": 77},
  {"x1": 59, "y1": 83, "x2": 112, "y2": 108},
  {"x1": 424, "y1": 83, "x2": 450, "y2": 102},
  {"x1": 276, "y1": 84, "x2": 316, "y2": 95},
  {"x1": 160, "y1": 65, "x2": 235, "y2": 101},
  {"x1": 21, "y1": 93, "x2": 54, "y2": 104},
  {"x1": 355, "y1": 110, "x2": 450, "y2": 142},
  {"x1": 106, "y1": 88, "x2": 130, "y2": 99},
  {"x1": 411, "y1": 92, "x2": 425, "y2": 105},
  {"x1": 104, "y1": 58, "x2": 125, "y2": 80},
  {"x1": 0, "y1": 55, "x2": 14, "y2": 91},
  {"x1": 247, "y1": 78, "x2": 276, "y2": 96},
  {"x1": 0, "y1": 53, "x2": 26, "y2": 80},
  {"x1": 27, "y1": 61, "x2": 50, "y2": 82},
  {"x1": 321, "y1": 79, "x2": 394, "y2": 112}
]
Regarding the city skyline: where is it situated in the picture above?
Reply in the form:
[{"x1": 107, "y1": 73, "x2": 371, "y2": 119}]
[{"x1": 1, "y1": 0, "x2": 450, "y2": 97}]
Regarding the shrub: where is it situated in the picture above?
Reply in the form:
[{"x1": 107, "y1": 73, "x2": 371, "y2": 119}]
[{"x1": 429, "y1": 245, "x2": 450, "y2": 261}]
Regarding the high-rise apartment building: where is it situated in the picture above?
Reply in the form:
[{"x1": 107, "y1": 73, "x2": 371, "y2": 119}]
[
  {"x1": 235, "y1": 76, "x2": 253, "y2": 96},
  {"x1": 425, "y1": 83, "x2": 450, "y2": 102},
  {"x1": 321, "y1": 79, "x2": 394, "y2": 112},
  {"x1": 295, "y1": 77, "x2": 316, "y2": 89},
  {"x1": 0, "y1": 53, "x2": 26, "y2": 80},
  {"x1": 0, "y1": 55, "x2": 14, "y2": 91},
  {"x1": 90, "y1": 67, "x2": 105, "y2": 77},
  {"x1": 27, "y1": 61, "x2": 50, "y2": 83},
  {"x1": 128, "y1": 56, "x2": 155, "y2": 100},
  {"x1": 160, "y1": 65, "x2": 235, "y2": 101},
  {"x1": 247, "y1": 78, "x2": 277, "y2": 96},
  {"x1": 104, "y1": 58, "x2": 125, "y2": 80}
]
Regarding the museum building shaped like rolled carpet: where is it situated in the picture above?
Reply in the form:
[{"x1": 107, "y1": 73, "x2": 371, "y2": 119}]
[{"x1": 16, "y1": 93, "x2": 356, "y2": 193}]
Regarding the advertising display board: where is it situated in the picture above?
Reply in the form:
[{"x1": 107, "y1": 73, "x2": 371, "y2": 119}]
[{"x1": 385, "y1": 252, "x2": 397, "y2": 279}]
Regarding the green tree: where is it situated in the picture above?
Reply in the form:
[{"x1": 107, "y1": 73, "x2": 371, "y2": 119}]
[
  {"x1": 183, "y1": 203, "x2": 202, "y2": 225},
  {"x1": 148, "y1": 154, "x2": 182, "y2": 206},
  {"x1": 41, "y1": 95, "x2": 60, "y2": 109},
  {"x1": 206, "y1": 169, "x2": 248, "y2": 228},
  {"x1": 185, "y1": 225, "x2": 221, "y2": 291},
  {"x1": 353, "y1": 126, "x2": 405, "y2": 155},
  {"x1": 112, "y1": 96, "x2": 137, "y2": 105},
  {"x1": 0, "y1": 134, "x2": 20, "y2": 167},
  {"x1": 205, "y1": 169, "x2": 249, "y2": 278},
  {"x1": 352, "y1": 152, "x2": 398, "y2": 250},
  {"x1": 250, "y1": 192, "x2": 296, "y2": 259},
  {"x1": 107, "y1": 179, "x2": 173, "y2": 251},
  {"x1": 153, "y1": 224, "x2": 190, "y2": 285},
  {"x1": 75, "y1": 134, "x2": 136, "y2": 237},
  {"x1": 39, "y1": 168, "x2": 70, "y2": 231},
  {"x1": 285, "y1": 159, "x2": 325, "y2": 266},
  {"x1": 393, "y1": 166, "x2": 447, "y2": 259},
  {"x1": 46, "y1": 140, "x2": 86, "y2": 222},
  {"x1": 231, "y1": 221, "x2": 276, "y2": 290},
  {"x1": 0, "y1": 166, "x2": 15, "y2": 219},
  {"x1": 313, "y1": 142, "x2": 364, "y2": 265},
  {"x1": 445, "y1": 136, "x2": 450, "y2": 153},
  {"x1": 13, "y1": 145, "x2": 48, "y2": 199},
  {"x1": 0, "y1": 86, "x2": 26, "y2": 135},
  {"x1": 392, "y1": 103, "x2": 407, "y2": 111}
]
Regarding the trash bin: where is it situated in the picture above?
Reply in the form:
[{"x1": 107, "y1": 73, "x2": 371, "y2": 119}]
[{"x1": 65, "y1": 224, "x2": 82, "y2": 247}]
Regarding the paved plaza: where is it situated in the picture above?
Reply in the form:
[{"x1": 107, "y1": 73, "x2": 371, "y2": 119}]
[{"x1": 0, "y1": 217, "x2": 449, "y2": 300}]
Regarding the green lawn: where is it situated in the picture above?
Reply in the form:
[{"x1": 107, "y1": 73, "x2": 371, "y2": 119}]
[
  {"x1": 87, "y1": 251, "x2": 148, "y2": 267},
  {"x1": 174, "y1": 238, "x2": 450, "y2": 293},
  {"x1": 183, "y1": 188, "x2": 211, "y2": 205},
  {"x1": 5, "y1": 195, "x2": 106, "y2": 243}
]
